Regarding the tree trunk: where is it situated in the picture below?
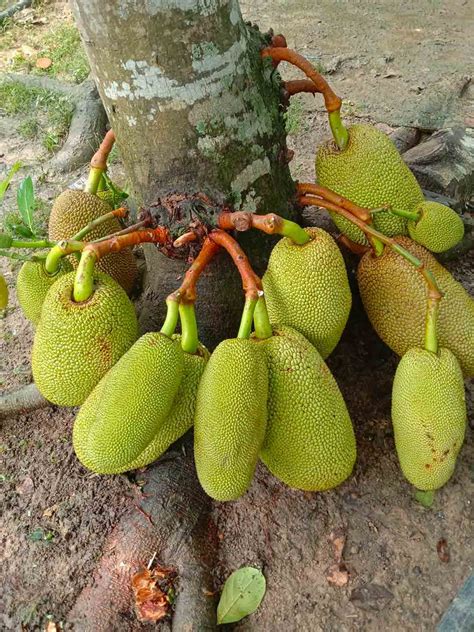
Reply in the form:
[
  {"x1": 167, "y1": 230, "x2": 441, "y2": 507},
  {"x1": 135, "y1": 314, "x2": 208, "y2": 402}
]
[{"x1": 70, "y1": 0, "x2": 295, "y2": 347}]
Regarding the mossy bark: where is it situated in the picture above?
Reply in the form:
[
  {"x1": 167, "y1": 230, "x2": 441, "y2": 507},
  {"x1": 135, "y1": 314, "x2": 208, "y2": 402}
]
[{"x1": 71, "y1": 0, "x2": 295, "y2": 347}]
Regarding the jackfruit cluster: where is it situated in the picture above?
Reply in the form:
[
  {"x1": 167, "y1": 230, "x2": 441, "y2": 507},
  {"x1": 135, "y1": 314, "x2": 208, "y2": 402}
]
[
  {"x1": 49, "y1": 189, "x2": 138, "y2": 294},
  {"x1": 194, "y1": 327, "x2": 356, "y2": 500},
  {"x1": 32, "y1": 271, "x2": 138, "y2": 406},
  {"x1": 315, "y1": 124, "x2": 464, "y2": 253}
]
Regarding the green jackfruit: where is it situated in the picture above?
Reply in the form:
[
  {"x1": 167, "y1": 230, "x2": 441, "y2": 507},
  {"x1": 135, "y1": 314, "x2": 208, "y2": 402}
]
[
  {"x1": 357, "y1": 237, "x2": 474, "y2": 377},
  {"x1": 32, "y1": 271, "x2": 138, "y2": 406},
  {"x1": 263, "y1": 227, "x2": 351, "y2": 359},
  {"x1": 73, "y1": 333, "x2": 184, "y2": 474},
  {"x1": 408, "y1": 201, "x2": 464, "y2": 253},
  {"x1": 258, "y1": 326, "x2": 356, "y2": 491},
  {"x1": 316, "y1": 124, "x2": 424, "y2": 244},
  {"x1": 16, "y1": 259, "x2": 73, "y2": 325},
  {"x1": 48, "y1": 189, "x2": 137, "y2": 294},
  {"x1": 0, "y1": 274, "x2": 8, "y2": 309},
  {"x1": 392, "y1": 347, "x2": 466, "y2": 490},
  {"x1": 125, "y1": 338, "x2": 210, "y2": 471},
  {"x1": 194, "y1": 338, "x2": 268, "y2": 501}
]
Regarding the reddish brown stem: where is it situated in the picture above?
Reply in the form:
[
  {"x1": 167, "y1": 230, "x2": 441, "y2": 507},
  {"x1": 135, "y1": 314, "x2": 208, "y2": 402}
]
[
  {"x1": 173, "y1": 231, "x2": 198, "y2": 248},
  {"x1": 90, "y1": 129, "x2": 116, "y2": 170},
  {"x1": 296, "y1": 183, "x2": 371, "y2": 222},
  {"x1": 337, "y1": 234, "x2": 371, "y2": 256},
  {"x1": 209, "y1": 230, "x2": 262, "y2": 300},
  {"x1": 93, "y1": 219, "x2": 152, "y2": 243},
  {"x1": 218, "y1": 211, "x2": 286, "y2": 235},
  {"x1": 261, "y1": 47, "x2": 342, "y2": 113},
  {"x1": 84, "y1": 227, "x2": 170, "y2": 260},
  {"x1": 168, "y1": 237, "x2": 220, "y2": 303},
  {"x1": 284, "y1": 79, "x2": 319, "y2": 96}
]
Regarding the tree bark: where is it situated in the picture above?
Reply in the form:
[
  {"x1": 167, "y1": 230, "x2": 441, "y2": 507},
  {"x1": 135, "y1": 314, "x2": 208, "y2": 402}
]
[{"x1": 70, "y1": 0, "x2": 295, "y2": 347}]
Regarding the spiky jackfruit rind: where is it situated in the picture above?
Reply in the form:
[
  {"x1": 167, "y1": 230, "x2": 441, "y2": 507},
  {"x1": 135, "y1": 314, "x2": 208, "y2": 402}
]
[
  {"x1": 408, "y1": 201, "x2": 464, "y2": 253},
  {"x1": 263, "y1": 227, "x2": 351, "y2": 359},
  {"x1": 32, "y1": 271, "x2": 138, "y2": 406},
  {"x1": 124, "y1": 338, "x2": 210, "y2": 471},
  {"x1": 392, "y1": 347, "x2": 466, "y2": 490},
  {"x1": 194, "y1": 338, "x2": 268, "y2": 501},
  {"x1": 357, "y1": 236, "x2": 474, "y2": 377},
  {"x1": 73, "y1": 333, "x2": 184, "y2": 474},
  {"x1": 48, "y1": 189, "x2": 137, "y2": 294},
  {"x1": 258, "y1": 325, "x2": 356, "y2": 491},
  {"x1": 17, "y1": 259, "x2": 73, "y2": 325},
  {"x1": 316, "y1": 124, "x2": 424, "y2": 244}
]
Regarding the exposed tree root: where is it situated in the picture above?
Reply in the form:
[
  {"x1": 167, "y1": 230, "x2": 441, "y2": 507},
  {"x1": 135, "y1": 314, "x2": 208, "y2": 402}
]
[
  {"x1": 0, "y1": 383, "x2": 49, "y2": 420},
  {"x1": 6, "y1": 73, "x2": 107, "y2": 173},
  {"x1": 0, "y1": 0, "x2": 31, "y2": 22},
  {"x1": 68, "y1": 435, "x2": 217, "y2": 631}
]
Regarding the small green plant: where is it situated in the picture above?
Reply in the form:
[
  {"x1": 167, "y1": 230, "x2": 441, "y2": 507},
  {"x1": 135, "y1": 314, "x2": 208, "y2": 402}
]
[
  {"x1": 1, "y1": 170, "x2": 48, "y2": 239},
  {"x1": 284, "y1": 99, "x2": 305, "y2": 135}
]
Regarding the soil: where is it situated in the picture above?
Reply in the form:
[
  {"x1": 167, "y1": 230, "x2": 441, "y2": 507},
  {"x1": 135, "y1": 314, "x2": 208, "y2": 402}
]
[{"x1": 1, "y1": 1, "x2": 473, "y2": 630}]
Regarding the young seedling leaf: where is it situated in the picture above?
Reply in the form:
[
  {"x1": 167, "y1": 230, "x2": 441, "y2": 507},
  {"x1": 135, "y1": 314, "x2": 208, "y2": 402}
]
[
  {"x1": 217, "y1": 567, "x2": 266, "y2": 625},
  {"x1": 17, "y1": 176, "x2": 35, "y2": 233},
  {"x1": 0, "y1": 161, "x2": 22, "y2": 202}
]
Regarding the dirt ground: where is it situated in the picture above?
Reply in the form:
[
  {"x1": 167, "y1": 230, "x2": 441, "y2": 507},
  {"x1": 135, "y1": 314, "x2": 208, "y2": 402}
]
[{"x1": 1, "y1": 1, "x2": 473, "y2": 630}]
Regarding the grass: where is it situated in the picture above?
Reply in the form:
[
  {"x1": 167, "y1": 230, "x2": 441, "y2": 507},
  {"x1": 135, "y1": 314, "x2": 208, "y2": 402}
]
[
  {"x1": 0, "y1": 79, "x2": 73, "y2": 152},
  {"x1": 1, "y1": 17, "x2": 89, "y2": 84},
  {"x1": 284, "y1": 99, "x2": 306, "y2": 136}
]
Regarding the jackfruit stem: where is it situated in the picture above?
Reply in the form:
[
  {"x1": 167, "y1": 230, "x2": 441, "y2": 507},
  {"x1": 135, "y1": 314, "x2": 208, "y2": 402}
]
[
  {"x1": 45, "y1": 240, "x2": 84, "y2": 274},
  {"x1": 91, "y1": 219, "x2": 151, "y2": 243},
  {"x1": 298, "y1": 194, "x2": 444, "y2": 301},
  {"x1": 329, "y1": 111, "x2": 349, "y2": 151},
  {"x1": 73, "y1": 250, "x2": 97, "y2": 302},
  {"x1": 261, "y1": 47, "x2": 349, "y2": 149},
  {"x1": 209, "y1": 230, "x2": 262, "y2": 301},
  {"x1": 71, "y1": 207, "x2": 128, "y2": 241},
  {"x1": 253, "y1": 295, "x2": 273, "y2": 340},
  {"x1": 296, "y1": 183, "x2": 371, "y2": 222},
  {"x1": 11, "y1": 238, "x2": 56, "y2": 249},
  {"x1": 85, "y1": 167, "x2": 104, "y2": 195},
  {"x1": 0, "y1": 249, "x2": 45, "y2": 262},
  {"x1": 217, "y1": 211, "x2": 309, "y2": 245},
  {"x1": 424, "y1": 295, "x2": 439, "y2": 355},
  {"x1": 387, "y1": 207, "x2": 420, "y2": 222},
  {"x1": 179, "y1": 302, "x2": 199, "y2": 354},
  {"x1": 238, "y1": 296, "x2": 258, "y2": 339},
  {"x1": 160, "y1": 298, "x2": 179, "y2": 338},
  {"x1": 169, "y1": 237, "x2": 220, "y2": 303}
]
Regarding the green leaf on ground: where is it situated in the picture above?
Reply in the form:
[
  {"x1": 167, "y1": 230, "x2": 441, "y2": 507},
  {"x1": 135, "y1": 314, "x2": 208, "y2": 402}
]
[
  {"x1": 16, "y1": 176, "x2": 35, "y2": 233},
  {"x1": 217, "y1": 567, "x2": 266, "y2": 625}
]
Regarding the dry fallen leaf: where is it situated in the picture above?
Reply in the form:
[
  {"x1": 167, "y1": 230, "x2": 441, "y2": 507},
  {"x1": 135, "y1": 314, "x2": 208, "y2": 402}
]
[
  {"x1": 42, "y1": 504, "x2": 59, "y2": 518},
  {"x1": 436, "y1": 538, "x2": 450, "y2": 563},
  {"x1": 131, "y1": 564, "x2": 177, "y2": 623},
  {"x1": 36, "y1": 57, "x2": 52, "y2": 69},
  {"x1": 45, "y1": 621, "x2": 58, "y2": 632},
  {"x1": 329, "y1": 528, "x2": 346, "y2": 563},
  {"x1": 326, "y1": 562, "x2": 349, "y2": 587}
]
